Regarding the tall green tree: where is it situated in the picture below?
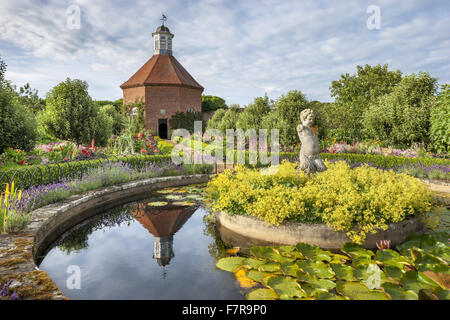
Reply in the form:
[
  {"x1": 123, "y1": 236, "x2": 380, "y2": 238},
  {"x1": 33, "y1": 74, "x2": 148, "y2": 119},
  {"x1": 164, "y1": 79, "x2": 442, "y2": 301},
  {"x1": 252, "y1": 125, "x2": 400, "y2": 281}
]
[
  {"x1": 41, "y1": 78, "x2": 112, "y2": 145},
  {"x1": 330, "y1": 64, "x2": 402, "y2": 139},
  {"x1": 363, "y1": 72, "x2": 438, "y2": 147},
  {"x1": 236, "y1": 95, "x2": 272, "y2": 132},
  {"x1": 0, "y1": 57, "x2": 37, "y2": 153},
  {"x1": 201, "y1": 95, "x2": 227, "y2": 112},
  {"x1": 262, "y1": 90, "x2": 309, "y2": 146}
]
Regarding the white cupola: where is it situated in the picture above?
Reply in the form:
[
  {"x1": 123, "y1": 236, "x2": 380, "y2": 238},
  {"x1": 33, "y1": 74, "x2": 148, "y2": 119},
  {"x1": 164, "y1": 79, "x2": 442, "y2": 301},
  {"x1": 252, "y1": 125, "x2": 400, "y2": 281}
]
[{"x1": 152, "y1": 16, "x2": 174, "y2": 55}]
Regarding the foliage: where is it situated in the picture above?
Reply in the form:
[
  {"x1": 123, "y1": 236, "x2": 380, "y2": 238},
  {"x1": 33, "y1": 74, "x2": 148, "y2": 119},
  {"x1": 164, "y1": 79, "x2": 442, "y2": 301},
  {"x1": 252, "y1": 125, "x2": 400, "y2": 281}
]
[
  {"x1": 429, "y1": 84, "x2": 450, "y2": 154},
  {"x1": 216, "y1": 231, "x2": 449, "y2": 300},
  {"x1": 0, "y1": 59, "x2": 37, "y2": 153},
  {"x1": 169, "y1": 111, "x2": 203, "y2": 134},
  {"x1": 262, "y1": 90, "x2": 310, "y2": 146},
  {"x1": 18, "y1": 83, "x2": 46, "y2": 114},
  {"x1": 202, "y1": 95, "x2": 228, "y2": 112},
  {"x1": 236, "y1": 95, "x2": 272, "y2": 132},
  {"x1": 41, "y1": 78, "x2": 112, "y2": 146},
  {"x1": 330, "y1": 64, "x2": 403, "y2": 140},
  {"x1": 100, "y1": 104, "x2": 124, "y2": 135},
  {"x1": 363, "y1": 72, "x2": 438, "y2": 148},
  {"x1": 209, "y1": 105, "x2": 242, "y2": 134},
  {"x1": 204, "y1": 160, "x2": 433, "y2": 244},
  {"x1": 1, "y1": 280, "x2": 19, "y2": 300},
  {"x1": 122, "y1": 98, "x2": 145, "y2": 132},
  {"x1": 0, "y1": 181, "x2": 29, "y2": 233},
  {"x1": 206, "y1": 108, "x2": 227, "y2": 131}
]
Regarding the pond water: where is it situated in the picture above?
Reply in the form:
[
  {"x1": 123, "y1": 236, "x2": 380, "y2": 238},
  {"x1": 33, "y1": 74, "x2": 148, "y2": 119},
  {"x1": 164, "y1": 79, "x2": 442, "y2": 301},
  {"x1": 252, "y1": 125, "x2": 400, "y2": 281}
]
[
  {"x1": 37, "y1": 183, "x2": 450, "y2": 300},
  {"x1": 38, "y1": 184, "x2": 249, "y2": 300}
]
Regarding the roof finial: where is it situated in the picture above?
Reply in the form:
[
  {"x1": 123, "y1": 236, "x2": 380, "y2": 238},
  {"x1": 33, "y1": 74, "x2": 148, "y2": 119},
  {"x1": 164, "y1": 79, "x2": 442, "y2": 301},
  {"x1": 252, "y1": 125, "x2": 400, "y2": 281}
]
[{"x1": 161, "y1": 13, "x2": 167, "y2": 26}]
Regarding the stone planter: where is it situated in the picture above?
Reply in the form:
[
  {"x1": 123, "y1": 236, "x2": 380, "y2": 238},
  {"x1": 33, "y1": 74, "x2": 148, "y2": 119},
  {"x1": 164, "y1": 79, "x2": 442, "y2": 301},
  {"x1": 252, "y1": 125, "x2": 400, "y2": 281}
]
[{"x1": 216, "y1": 211, "x2": 426, "y2": 250}]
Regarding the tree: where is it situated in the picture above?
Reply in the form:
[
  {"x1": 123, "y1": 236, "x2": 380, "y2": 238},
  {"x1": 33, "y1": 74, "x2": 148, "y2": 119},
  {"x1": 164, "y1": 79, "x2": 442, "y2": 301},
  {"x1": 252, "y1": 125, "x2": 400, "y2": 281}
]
[
  {"x1": 330, "y1": 64, "x2": 402, "y2": 140},
  {"x1": 0, "y1": 57, "x2": 37, "y2": 153},
  {"x1": 41, "y1": 78, "x2": 112, "y2": 146},
  {"x1": 363, "y1": 72, "x2": 438, "y2": 148},
  {"x1": 206, "y1": 108, "x2": 227, "y2": 131},
  {"x1": 201, "y1": 95, "x2": 227, "y2": 112},
  {"x1": 100, "y1": 104, "x2": 124, "y2": 135},
  {"x1": 262, "y1": 90, "x2": 309, "y2": 146},
  {"x1": 429, "y1": 84, "x2": 450, "y2": 154},
  {"x1": 236, "y1": 95, "x2": 272, "y2": 132},
  {"x1": 218, "y1": 105, "x2": 241, "y2": 133},
  {"x1": 18, "y1": 83, "x2": 46, "y2": 114}
]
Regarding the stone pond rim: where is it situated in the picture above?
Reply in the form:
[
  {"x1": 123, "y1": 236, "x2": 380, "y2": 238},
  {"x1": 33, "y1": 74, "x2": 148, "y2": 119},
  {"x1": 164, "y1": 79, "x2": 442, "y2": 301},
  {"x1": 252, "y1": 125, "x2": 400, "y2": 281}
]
[{"x1": 215, "y1": 211, "x2": 426, "y2": 250}]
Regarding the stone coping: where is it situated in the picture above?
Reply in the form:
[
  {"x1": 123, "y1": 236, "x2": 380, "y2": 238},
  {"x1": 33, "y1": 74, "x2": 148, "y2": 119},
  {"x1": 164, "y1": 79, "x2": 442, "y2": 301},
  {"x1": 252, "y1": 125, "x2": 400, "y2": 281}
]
[
  {"x1": 216, "y1": 211, "x2": 426, "y2": 251},
  {"x1": 0, "y1": 174, "x2": 211, "y2": 300}
]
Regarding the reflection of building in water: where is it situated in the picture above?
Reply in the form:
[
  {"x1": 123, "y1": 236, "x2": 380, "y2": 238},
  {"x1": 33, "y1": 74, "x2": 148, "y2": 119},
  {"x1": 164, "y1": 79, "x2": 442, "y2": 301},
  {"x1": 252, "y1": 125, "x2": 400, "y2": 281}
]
[{"x1": 132, "y1": 203, "x2": 196, "y2": 275}]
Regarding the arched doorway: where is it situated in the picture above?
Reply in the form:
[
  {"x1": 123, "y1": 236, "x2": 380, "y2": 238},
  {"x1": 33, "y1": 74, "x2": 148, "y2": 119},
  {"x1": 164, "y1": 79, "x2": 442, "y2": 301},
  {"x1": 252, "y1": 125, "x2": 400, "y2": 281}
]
[{"x1": 158, "y1": 119, "x2": 168, "y2": 139}]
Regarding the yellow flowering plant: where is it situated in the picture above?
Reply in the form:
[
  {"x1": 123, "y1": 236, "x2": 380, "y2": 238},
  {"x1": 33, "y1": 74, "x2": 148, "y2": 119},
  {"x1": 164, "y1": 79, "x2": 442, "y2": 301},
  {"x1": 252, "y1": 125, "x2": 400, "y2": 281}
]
[{"x1": 204, "y1": 160, "x2": 433, "y2": 244}]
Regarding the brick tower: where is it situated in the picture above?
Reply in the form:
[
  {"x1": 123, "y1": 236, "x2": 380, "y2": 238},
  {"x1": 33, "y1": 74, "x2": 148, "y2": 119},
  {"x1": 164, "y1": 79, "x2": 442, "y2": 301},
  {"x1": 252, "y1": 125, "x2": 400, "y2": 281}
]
[{"x1": 120, "y1": 19, "x2": 204, "y2": 139}]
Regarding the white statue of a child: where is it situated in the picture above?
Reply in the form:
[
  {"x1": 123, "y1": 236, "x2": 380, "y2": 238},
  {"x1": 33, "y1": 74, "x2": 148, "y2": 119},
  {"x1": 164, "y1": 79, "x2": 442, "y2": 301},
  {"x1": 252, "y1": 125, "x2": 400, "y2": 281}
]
[{"x1": 297, "y1": 109, "x2": 327, "y2": 175}]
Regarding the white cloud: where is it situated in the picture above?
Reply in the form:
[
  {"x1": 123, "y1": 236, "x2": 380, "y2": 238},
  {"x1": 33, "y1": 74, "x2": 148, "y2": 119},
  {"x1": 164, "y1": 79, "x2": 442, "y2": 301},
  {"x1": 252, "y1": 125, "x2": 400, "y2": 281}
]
[{"x1": 0, "y1": 0, "x2": 449, "y2": 104}]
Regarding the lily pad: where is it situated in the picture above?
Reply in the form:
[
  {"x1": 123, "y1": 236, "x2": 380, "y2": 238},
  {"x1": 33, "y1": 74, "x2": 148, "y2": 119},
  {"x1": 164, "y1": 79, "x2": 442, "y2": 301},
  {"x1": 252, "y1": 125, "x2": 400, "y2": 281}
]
[
  {"x1": 297, "y1": 260, "x2": 335, "y2": 279},
  {"x1": 185, "y1": 194, "x2": 203, "y2": 201},
  {"x1": 281, "y1": 262, "x2": 302, "y2": 277},
  {"x1": 216, "y1": 257, "x2": 246, "y2": 272},
  {"x1": 400, "y1": 270, "x2": 442, "y2": 293},
  {"x1": 164, "y1": 194, "x2": 184, "y2": 200},
  {"x1": 384, "y1": 266, "x2": 405, "y2": 281},
  {"x1": 296, "y1": 243, "x2": 332, "y2": 261},
  {"x1": 234, "y1": 267, "x2": 258, "y2": 289},
  {"x1": 382, "y1": 282, "x2": 418, "y2": 300},
  {"x1": 433, "y1": 287, "x2": 450, "y2": 300},
  {"x1": 250, "y1": 246, "x2": 295, "y2": 263},
  {"x1": 258, "y1": 262, "x2": 281, "y2": 272},
  {"x1": 246, "y1": 288, "x2": 279, "y2": 300},
  {"x1": 375, "y1": 249, "x2": 412, "y2": 269},
  {"x1": 315, "y1": 292, "x2": 348, "y2": 300},
  {"x1": 172, "y1": 201, "x2": 196, "y2": 206},
  {"x1": 246, "y1": 270, "x2": 266, "y2": 283},
  {"x1": 342, "y1": 242, "x2": 375, "y2": 260},
  {"x1": 336, "y1": 281, "x2": 390, "y2": 300},
  {"x1": 267, "y1": 276, "x2": 306, "y2": 299},
  {"x1": 242, "y1": 258, "x2": 265, "y2": 269},
  {"x1": 330, "y1": 263, "x2": 356, "y2": 281},
  {"x1": 147, "y1": 201, "x2": 168, "y2": 206},
  {"x1": 156, "y1": 188, "x2": 176, "y2": 194}
]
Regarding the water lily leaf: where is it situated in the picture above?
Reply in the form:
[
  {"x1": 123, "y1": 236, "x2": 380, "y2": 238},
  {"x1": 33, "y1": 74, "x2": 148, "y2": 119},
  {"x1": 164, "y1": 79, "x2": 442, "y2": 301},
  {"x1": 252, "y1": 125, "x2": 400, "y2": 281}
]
[
  {"x1": 297, "y1": 260, "x2": 335, "y2": 279},
  {"x1": 216, "y1": 257, "x2": 245, "y2": 272},
  {"x1": 250, "y1": 246, "x2": 295, "y2": 263},
  {"x1": 242, "y1": 258, "x2": 265, "y2": 269},
  {"x1": 172, "y1": 201, "x2": 196, "y2": 206},
  {"x1": 400, "y1": 270, "x2": 442, "y2": 293},
  {"x1": 296, "y1": 243, "x2": 332, "y2": 261},
  {"x1": 414, "y1": 253, "x2": 446, "y2": 266},
  {"x1": 342, "y1": 242, "x2": 375, "y2": 260},
  {"x1": 276, "y1": 246, "x2": 303, "y2": 259},
  {"x1": 185, "y1": 194, "x2": 203, "y2": 201},
  {"x1": 330, "y1": 263, "x2": 356, "y2": 281},
  {"x1": 336, "y1": 282, "x2": 390, "y2": 300},
  {"x1": 422, "y1": 271, "x2": 450, "y2": 289},
  {"x1": 396, "y1": 233, "x2": 438, "y2": 255},
  {"x1": 352, "y1": 257, "x2": 375, "y2": 268},
  {"x1": 156, "y1": 188, "x2": 176, "y2": 194},
  {"x1": 418, "y1": 263, "x2": 450, "y2": 274},
  {"x1": 354, "y1": 264, "x2": 386, "y2": 289},
  {"x1": 165, "y1": 194, "x2": 184, "y2": 200},
  {"x1": 307, "y1": 277, "x2": 336, "y2": 291},
  {"x1": 382, "y1": 283, "x2": 418, "y2": 300},
  {"x1": 246, "y1": 288, "x2": 279, "y2": 300},
  {"x1": 267, "y1": 276, "x2": 306, "y2": 298},
  {"x1": 281, "y1": 262, "x2": 302, "y2": 277},
  {"x1": 234, "y1": 267, "x2": 258, "y2": 289},
  {"x1": 185, "y1": 187, "x2": 203, "y2": 193},
  {"x1": 375, "y1": 249, "x2": 412, "y2": 269},
  {"x1": 433, "y1": 287, "x2": 450, "y2": 300},
  {"x1": 225, "y1": 247, "x2": 240, "y2": 255},
  {"x1": 147, "y1": 201, "x2": 168, "y2": 207},
  {"x1": 384, "y1": 266, "x2": 405, "y2": 281},
  {"x1": 258, "y1": 262, "x2": 281, "y2": 272},
  {"x1": 329, "y1": 254, "x2": 351, "y2": 264},
  {"x1": 246, "y1": 270, "x2": 266, "y2": 283},
  {"x1": 316, "y1": 292, "x2": 348, "y2": 300}
]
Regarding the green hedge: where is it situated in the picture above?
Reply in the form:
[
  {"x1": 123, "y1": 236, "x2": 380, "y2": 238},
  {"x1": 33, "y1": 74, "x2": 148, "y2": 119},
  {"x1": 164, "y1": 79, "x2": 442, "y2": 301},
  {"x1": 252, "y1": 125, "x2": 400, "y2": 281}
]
[{"x1": 0, "y1": 154, "x2": 172, "y2": 191}]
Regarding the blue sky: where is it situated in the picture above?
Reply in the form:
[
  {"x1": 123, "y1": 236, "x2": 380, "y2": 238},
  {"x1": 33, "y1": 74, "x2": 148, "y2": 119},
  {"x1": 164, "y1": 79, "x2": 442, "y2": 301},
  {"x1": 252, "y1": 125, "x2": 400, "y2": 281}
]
[{"x1": 0, "y1": 0, "x2": 449, "y2": 106}]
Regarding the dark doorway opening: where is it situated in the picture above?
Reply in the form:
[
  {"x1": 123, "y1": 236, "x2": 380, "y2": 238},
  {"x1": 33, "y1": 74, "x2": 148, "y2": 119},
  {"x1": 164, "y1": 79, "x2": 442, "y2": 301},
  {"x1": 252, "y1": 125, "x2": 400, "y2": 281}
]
[{"x1": 158, "y1": 119, "x2": 168, "y2": 139}]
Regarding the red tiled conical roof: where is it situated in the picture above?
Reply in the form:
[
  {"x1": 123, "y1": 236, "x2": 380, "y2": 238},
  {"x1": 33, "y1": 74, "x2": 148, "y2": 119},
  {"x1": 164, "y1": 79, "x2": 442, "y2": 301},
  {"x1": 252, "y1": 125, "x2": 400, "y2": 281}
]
[{"x1": 120, "y1": 54, "x2": 203, "y2": 90}]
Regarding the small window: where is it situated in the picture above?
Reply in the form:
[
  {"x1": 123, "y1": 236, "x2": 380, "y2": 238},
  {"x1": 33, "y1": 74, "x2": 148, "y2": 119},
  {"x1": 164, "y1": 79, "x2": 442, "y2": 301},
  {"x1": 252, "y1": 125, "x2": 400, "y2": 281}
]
[
  {"x1": 187, "y1": 108, "x2": 194, "y2": 113},
  {"x1": 167, "y1": 37, "x2": 172, "y2": 50},
  {"x1": 160, "y1": 36, "x2": 166, "y2": 49}
]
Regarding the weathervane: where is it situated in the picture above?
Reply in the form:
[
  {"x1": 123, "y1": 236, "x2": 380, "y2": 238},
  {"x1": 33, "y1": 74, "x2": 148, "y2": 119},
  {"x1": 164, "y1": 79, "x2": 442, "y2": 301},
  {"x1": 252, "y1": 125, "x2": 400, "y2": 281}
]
[{"x1": 161, "y1": 14, "x2": 167, "y2": 26}]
